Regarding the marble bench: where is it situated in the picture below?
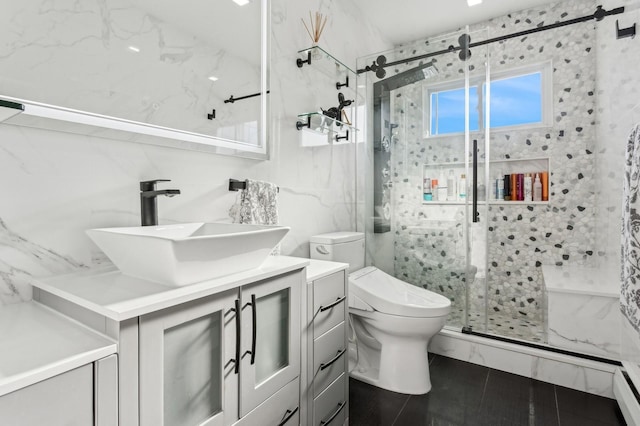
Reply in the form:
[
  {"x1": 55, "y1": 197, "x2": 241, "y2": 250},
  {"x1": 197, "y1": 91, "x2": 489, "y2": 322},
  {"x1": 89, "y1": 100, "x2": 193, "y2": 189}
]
[{"x1": 542, "y1": 264, "x2": 621, "y2": 359}]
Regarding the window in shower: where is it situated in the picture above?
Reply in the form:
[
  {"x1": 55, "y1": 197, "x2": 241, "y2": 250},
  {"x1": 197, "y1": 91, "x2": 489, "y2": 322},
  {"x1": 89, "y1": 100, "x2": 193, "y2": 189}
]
[{"x1": 424, "y1": 61, "x2": 552, "y2": 137}]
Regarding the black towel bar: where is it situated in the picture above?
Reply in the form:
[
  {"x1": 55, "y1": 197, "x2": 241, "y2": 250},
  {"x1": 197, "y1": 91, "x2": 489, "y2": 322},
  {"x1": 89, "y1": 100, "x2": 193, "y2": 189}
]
[{"x1": 228, "y1": 179, "x2": 279, "y2": 193}]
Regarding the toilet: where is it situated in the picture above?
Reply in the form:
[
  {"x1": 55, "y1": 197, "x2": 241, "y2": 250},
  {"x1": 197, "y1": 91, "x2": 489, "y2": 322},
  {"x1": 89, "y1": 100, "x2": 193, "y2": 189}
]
[{"x1": 310, "y1": 232, "x2": 451, "y2": 395}]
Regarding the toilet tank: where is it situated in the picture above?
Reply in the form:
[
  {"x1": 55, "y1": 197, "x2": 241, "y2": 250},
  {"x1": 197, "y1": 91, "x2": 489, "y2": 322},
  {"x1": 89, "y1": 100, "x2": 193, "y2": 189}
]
[{"x1": 310, "y1": 232, "x2": 365, "y2": 273}]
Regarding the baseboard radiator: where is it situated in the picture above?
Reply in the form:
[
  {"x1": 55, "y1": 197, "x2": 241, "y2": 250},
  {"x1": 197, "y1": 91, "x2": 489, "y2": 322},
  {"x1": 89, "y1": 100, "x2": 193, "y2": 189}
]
[{"x1": 614, "y1": 362, "x2": 640, "y2": 425}]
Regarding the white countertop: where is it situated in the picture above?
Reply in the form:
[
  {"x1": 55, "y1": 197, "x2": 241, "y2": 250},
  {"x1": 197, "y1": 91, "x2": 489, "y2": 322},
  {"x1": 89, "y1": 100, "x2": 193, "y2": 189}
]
[
  {"x1": 33, "y1": 256, "x2": 309, "y2": 321},
  {"x1": 0, "y1": 302, "x2": 116, "y2": 397},
  {"x1": 305, "y1": 258, "x2": 349, "y2": 282},
  {"x1": 541, "y1": 264, "x2": 620, "y2": 297}
]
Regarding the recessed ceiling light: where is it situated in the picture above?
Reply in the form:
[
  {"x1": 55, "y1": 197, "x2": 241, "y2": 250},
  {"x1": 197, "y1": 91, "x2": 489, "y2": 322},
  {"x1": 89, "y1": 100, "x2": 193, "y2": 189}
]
[
  {"x1": 208, "y1": 76, "x2": 219, "y2": 82},
  {"x1": 128, "y1": 45, "x2": 141, "y2": 53},
  {"x1": 467, "y1": 0, "x2": 482, "y2": 6},
  {"x1": 232, "y1": 0, "x2": 250, "y2": 5}
]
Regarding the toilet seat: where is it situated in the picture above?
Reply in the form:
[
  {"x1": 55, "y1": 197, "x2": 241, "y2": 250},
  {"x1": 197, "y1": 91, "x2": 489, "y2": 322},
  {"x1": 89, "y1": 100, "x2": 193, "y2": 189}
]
[{"x1": 349, "y1": 267, "x2": 451, "y2": 318}]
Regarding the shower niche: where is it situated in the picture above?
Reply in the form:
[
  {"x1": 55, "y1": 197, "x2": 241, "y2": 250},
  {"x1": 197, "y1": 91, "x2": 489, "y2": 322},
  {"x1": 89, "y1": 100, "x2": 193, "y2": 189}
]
[{"x1": 421, "y1": 157, "x2": 550, "y2": 205}]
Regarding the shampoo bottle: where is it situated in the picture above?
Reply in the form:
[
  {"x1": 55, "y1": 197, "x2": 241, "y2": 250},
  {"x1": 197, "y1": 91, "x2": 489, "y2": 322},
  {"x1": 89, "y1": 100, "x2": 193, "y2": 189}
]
[
  {"x1": 459, "y1": 174, "x2": 467, "y2": 200},
  {"x1": 438, "y1": 172, "x2": 448, "y2": 201},
  {"x1": 524, "y1": 173, "x2": 533, "y2": 202},
  {"x1": 432, "y1": 179, "x2": 439, "y2": 201},
  {"x1": 423, "y1": 178, "x2": 432, "y2": 201},
  {"x1": 496, "y1": 176, "x2": 504, "y2": 200},
  {"x1": 533, "y1": 173, "x2": 542, "y2": 202},
  {"x1": 447, "y1": 170, "x2": 456, "y2": 201}
]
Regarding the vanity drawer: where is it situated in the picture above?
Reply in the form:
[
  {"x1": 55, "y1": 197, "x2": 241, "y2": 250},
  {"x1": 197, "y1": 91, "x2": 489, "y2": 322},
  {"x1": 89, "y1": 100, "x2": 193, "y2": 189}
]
[
  {"x1": 313, "y1": 272, "x2": 346, "y2": 338},
  {"x1": 313, "y1": 374, "x2": 347, "y2": 426},
  {"x1": 236, "y1": 377, "x2": 300, "y2": 426},
  {"x1": 313, "y1": 322, "x2": 346, "y2": 397}
]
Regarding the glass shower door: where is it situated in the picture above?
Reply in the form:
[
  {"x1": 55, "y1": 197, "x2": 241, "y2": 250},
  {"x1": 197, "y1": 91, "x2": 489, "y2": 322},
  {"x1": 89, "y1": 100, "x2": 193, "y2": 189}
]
[{"x1": 359, "y1": 27, "x2": 491, "y2": 330}]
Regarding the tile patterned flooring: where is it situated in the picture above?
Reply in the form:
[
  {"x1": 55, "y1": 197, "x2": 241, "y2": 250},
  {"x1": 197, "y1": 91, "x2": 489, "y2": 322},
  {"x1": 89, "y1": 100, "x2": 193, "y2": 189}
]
[{"x1": 349, "y1": 355, "x2": 626, "y2": 426}]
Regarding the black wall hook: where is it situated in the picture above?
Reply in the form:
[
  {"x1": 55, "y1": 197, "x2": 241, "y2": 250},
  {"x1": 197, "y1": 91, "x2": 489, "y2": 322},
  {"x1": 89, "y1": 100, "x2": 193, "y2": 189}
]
[
  {"x1": 617, "y1": 19, "x2": 636, "y2": 39},
  {"x1": 207, "y1": 109, "x2": 216, "y2": 120},
  {"x1": 335, "y1": 130, "x2": 349, "y2": 142},
  {"x1": 336, "y1": 76, "x2": 349, "y2": 90},
  {"x1": 296, "y1": 51, "x2": 312, "y2": 68},
  {"x1": 296, "y1": 116, "x2": 311, "y2": 130}
]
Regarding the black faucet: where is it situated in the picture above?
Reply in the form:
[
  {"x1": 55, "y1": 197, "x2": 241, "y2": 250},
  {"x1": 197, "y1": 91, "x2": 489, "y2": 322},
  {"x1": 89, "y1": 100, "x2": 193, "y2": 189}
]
[{"x1": 140, "y1": 179, "x2": 180, "y2": 226}]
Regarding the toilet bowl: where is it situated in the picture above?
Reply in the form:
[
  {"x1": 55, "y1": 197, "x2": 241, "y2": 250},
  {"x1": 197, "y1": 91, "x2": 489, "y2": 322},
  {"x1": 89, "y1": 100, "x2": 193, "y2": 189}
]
[{"x1": 310, "y1": 232, "x2": 451, "y2": 395}]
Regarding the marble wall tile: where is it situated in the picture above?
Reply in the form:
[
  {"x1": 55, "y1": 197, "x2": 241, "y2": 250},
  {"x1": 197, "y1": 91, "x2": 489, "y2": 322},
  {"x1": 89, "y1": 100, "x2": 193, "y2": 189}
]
[{"x1": 0, "y1": 0, "x2": 391, "y2": 306}]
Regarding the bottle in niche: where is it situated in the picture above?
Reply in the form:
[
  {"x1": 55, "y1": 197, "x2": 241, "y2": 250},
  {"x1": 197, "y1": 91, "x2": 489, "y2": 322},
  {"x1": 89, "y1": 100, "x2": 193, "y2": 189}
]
[
  {"x1": 432, "y1": 179, "x2": 439, "y2": 201},
  {"x1": 447, "y1": 169, "x2": 456, "y2": 201},
  {"x1": 423, "y1": 178, "x2": 432, "y2": 201},
  {"x1": 524, "y1": 173, "x2": 533, "y2": 202},
  {"x1": 504, "y1": 174, "x2": 511, "y2": 201},
  {"x1": 516, "y1": 173, "x2": 524, "y2": 201},
  {"x1": 438, "y1": 171, "x2": 448, "y2": 201},
  {"x1": 459, "y1": 174, "x2": 467, "y2": 200},
  {"x1": 495, "y1": 176, "x2": 504, "y2": 200},
  {"x1": 533, "y1": 173, "x2": 542, "y2": 201},
  {"x1": 477, "y1": 182, "x2": 486, "y2": 201}
]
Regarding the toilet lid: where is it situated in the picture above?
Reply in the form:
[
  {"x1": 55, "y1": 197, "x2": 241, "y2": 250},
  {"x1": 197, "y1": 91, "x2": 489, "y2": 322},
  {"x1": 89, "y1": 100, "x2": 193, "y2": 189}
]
[{"x1": 349, "y1": 267, "x2": 451, "y2": 318}]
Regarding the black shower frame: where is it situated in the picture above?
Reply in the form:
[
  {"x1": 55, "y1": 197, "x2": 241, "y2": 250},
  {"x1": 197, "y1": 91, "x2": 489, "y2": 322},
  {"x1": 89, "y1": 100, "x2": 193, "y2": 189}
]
[{"x1": 357, "y1": 5, "x2": 632, "y2": 75}]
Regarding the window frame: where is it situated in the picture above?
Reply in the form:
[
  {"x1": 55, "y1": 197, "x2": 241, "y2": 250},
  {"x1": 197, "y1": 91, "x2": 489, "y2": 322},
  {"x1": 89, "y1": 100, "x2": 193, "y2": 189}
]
[{"x1": 422, "y1": 60, "x2": 553, "y2": 138}]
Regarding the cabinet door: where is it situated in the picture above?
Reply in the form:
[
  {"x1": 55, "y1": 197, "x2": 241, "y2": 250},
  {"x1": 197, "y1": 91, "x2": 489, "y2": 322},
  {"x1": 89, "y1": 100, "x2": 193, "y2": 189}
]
[
  {"x1": 239, "y1": 270, "x2": 302, "y2": 416},
  {"x1": 139, "y1": 289, "x2": 239, "y2": 426}
]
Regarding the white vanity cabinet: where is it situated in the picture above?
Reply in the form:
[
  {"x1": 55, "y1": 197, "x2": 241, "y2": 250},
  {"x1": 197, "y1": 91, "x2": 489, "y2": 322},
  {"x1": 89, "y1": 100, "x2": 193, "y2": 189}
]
[
  {"x1": 32, "y1": 256, "x2": 308, "y2": 426},
  {"x1": 0, "y1": 302, "x2": 118, "y2": 426},
  {"x1": 301, "y1": 261, "x2": 349, "y2": 426},
  {"x1": 139, "y1": 289, "x2": 239, "y2": 426},
  {"x1": 138, "y1": 271, "x2": 301, "y2": 426},
  {"x1": 239, "y1": 272, "x2": 301, "y2": 417}
]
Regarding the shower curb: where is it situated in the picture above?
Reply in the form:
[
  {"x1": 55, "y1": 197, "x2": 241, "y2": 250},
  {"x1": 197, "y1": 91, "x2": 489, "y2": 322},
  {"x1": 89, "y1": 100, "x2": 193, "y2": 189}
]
[{"x1": 429, "y1": 328, "x2": 617, "y2": 398}]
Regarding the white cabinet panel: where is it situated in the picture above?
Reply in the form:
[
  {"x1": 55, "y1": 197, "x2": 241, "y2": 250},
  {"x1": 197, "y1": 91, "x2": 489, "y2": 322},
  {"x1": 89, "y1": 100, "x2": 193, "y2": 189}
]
[
  {"x1": 240, "y1": 271, "x2": 302, "y2": 416},
  {"x1": 95, "y1": 354, "x2": 118, "y2": 426},
  {"x1": 234, "y1": 378, "x2": 300, "y2": 426},
  {"x1": 313, "y1": 273, "x2": 346, "y2": 338},
  {"x1": 139, "y1": 289, "x2": 239, "y2": 426},
  {"x1": 313, "y1": 322, "x2": 347, "y2": 397},
  {"x1": 0, "y1": 364, "x2": 93, "y2": 426},
  {"x1": 313, "y1": 374, "x2": 347, "y2": 426}
]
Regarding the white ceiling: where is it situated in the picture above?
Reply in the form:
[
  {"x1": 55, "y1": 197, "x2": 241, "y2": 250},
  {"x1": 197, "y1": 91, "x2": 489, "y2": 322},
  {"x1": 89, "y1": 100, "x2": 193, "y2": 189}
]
[{"x1": 352, "y1": 0, "x2": 561, "y2": 45}]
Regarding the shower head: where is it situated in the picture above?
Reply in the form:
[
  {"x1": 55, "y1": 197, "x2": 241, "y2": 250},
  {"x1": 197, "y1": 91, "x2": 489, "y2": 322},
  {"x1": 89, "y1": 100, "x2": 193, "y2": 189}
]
[{"x1": 373, "y1": 60, "x2": 439, "y2": 96}]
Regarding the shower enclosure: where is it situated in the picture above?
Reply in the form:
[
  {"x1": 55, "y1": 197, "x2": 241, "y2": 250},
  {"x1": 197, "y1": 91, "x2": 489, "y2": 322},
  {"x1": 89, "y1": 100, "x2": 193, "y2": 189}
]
[{"x1": 356, "y1": 0, "x2": 621, "y2": 361}]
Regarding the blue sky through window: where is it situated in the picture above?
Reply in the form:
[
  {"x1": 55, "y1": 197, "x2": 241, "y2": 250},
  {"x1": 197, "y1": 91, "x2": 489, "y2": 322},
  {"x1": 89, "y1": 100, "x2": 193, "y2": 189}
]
[
  {"x1": 429, "y1": 71, "x2": 543, "y2": 136},
  {"x1": 487, "y1": 72, "x2": 542, "y2": 128},
  {"x1": 431, "y1": 87, "x2": 479, "y2": 135}
]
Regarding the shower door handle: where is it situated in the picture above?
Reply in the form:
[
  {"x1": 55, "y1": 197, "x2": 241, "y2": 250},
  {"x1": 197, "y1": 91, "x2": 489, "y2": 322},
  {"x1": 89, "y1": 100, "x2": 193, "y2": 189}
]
[{"x1": 472, "y1": 139, "x2": 480, "y2": 223}]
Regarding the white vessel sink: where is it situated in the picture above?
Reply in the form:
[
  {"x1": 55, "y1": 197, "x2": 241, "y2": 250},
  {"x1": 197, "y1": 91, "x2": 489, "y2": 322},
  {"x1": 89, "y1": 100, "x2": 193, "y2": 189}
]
[{"x1": 87, "y1": 223, "x2": 290, "y2": 286}]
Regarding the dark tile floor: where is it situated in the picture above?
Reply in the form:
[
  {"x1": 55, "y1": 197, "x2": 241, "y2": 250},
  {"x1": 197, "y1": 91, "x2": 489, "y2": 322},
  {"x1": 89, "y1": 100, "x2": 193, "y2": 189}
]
[{"x1": 349, "y1": 354, "x2": 626, "y2": 426}]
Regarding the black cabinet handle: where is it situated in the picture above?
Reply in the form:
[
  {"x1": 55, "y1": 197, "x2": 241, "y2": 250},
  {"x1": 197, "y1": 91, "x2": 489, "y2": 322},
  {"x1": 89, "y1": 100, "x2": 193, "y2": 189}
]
[
  {"x1": 320, "y1": 401, "x2": 346, "y2": 425},
  {"x1": 319, "y1": 296, "x2": 346, "y2": 313},
  {"x1": 277, "y1": 406, "x2": 299, "y2": 426},
  {"x1": 250, "y1": 294, "x2": 257, "y2": 365},
  {"x1": 472, "y1": 139, "x2": 480, "y2": 223},
  {"x1": 319, "y1": 349, "x2": 346, "y2": 371},
  {"x1": 234, "y1": 299, "x2": 241, "y2": 374}
]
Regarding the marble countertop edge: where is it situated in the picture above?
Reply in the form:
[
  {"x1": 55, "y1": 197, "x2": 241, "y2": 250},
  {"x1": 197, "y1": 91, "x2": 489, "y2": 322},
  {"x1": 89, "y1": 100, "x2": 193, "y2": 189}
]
[
  {"x1": 0, "y1": 345, "x2": 116, "y2": 398},
  {"x1": 33, "y1": 256, "x2": 311, "y2": 321}
]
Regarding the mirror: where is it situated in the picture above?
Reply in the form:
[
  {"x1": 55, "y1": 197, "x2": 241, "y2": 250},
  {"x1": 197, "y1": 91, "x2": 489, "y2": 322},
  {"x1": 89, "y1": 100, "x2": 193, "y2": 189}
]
[{"x1": 0, "y1": 0, "x2": 268, "y2": 158}]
